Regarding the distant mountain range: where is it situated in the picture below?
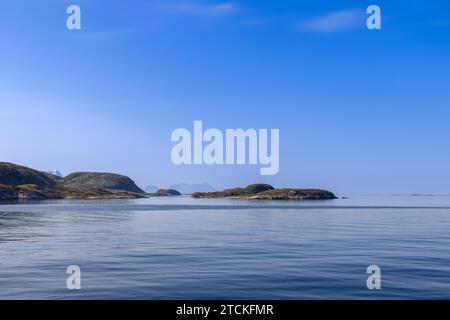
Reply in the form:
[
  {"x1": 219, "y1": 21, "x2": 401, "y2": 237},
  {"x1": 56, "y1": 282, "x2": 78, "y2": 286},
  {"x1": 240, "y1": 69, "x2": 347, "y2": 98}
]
[
  {"x1": 169, "y1": 183, "x2": 216, "y2": 195},
  {"x1": 143, "y1": 185, "x2": 159, "y2": 193},
  {"x1": 48, "y1": 170, "x2": 63, "y2": 177}
]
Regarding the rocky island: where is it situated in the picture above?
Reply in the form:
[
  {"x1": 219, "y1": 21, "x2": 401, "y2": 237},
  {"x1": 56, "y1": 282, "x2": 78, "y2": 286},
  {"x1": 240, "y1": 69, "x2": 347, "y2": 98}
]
[
  {"x1": 0, "y1": 162, "x2": 146, "y2": 200},
  {"x1": 192, "y1": 184, "x2": 337, "y2": 200},
  {"x1": 149, "y1": 189, "x2": 182, "y2": 197}
]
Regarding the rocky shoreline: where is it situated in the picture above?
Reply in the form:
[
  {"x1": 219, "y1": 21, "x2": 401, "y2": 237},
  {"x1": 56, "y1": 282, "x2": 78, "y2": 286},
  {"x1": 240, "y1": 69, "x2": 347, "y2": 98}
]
[{"x1": 1, "y1": 162, "x2": 336, "y2": 202}]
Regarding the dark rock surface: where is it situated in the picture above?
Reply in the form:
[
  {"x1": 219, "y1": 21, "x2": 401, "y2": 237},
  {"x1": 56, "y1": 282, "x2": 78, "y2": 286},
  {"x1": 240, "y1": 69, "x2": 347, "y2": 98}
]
[
  {"x1": 0, "y1": 162, "x2": 57, "y2": 189},
  {"x1": 0, "y1": 184, "x2": 18, "y2": 200},
  {"x1": 62, "y1": 172, "x2": 144, "y2": 193}
]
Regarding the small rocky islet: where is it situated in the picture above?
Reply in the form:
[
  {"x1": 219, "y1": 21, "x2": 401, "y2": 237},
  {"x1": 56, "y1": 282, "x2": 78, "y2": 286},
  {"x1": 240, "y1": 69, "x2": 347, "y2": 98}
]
[
  {"x1": 149, "y1": 189, "x2": 182, "y2": 197},
  {"x1": 0, "y1": 162, "x2": 336, "y2": 201},
  {"x1": 192, "y1": 184, "x2": 337, "y2": 200}
]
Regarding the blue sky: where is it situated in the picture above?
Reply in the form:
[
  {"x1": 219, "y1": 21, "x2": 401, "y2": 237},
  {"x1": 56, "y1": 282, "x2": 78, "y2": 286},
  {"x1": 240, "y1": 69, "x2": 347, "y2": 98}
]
[{"x1": 1, "y1": 0, "x2": 450, "y2": 194}]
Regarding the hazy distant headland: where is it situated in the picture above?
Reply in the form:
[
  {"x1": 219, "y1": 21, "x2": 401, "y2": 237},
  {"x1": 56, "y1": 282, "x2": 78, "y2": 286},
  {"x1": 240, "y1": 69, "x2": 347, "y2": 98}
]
[
  {"x1": 169, "y1": 183, "x2": 216, "y2": 194},
  {"x1": 0, "y1": 162, "x2": 336, "y2": 202},
  {"x1": 143, "y1": 183, "x2": 215, "y2": 194}
]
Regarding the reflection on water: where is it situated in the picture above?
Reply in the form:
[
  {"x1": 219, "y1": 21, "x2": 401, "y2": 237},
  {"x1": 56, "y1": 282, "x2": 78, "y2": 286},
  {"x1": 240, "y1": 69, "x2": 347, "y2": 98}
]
[{"x1": 0, "y1": 196, "x2": 450, "y2": 299}]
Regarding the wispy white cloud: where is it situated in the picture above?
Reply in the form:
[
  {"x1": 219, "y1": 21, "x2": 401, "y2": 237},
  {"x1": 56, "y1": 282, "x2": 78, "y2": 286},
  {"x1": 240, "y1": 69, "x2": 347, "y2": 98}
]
[
  {"x1": 297, "y1": 9, "x2": 364, "y2": 33},
  {"x1": 156, "y1": 1, "x2": 239, "y2": 18}
]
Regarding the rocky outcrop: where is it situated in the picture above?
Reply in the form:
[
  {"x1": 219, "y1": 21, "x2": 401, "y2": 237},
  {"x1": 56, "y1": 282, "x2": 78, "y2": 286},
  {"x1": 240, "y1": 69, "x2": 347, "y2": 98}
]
[
  {"x1": 248, "y1": 188, "x2": 337, "y2": 200},
  {"x1": 0, "y1": 162, "x2": 58, "y2": 189},
  {"x1": 192, "y1": 184, "x2": 274, "y2": 198},
  {"x1": 61, "y1": 172, "x2": 144, "y2": 193},
  {"x1": 150, "y1": 189, "x2": 181, "y2": 197},
  {"x1": 192, "y1": 184, "x2": 336, "y2": 200},
  {"x1": 0, "y1": 162, "x2": 145, "y2": 201}
]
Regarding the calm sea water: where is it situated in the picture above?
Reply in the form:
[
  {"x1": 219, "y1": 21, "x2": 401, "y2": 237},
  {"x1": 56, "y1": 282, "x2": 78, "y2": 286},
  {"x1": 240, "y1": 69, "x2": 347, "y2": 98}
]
[{"x1": 1, "y1": 195, "x2": 450, "y2": 299}]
